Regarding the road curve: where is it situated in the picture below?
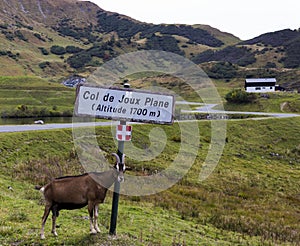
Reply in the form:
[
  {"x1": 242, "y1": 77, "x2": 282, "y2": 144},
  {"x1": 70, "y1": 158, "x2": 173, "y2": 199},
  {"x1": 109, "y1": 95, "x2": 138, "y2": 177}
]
[{"x1": 181, "y1": 103, "x2": 300, "y2": 118}]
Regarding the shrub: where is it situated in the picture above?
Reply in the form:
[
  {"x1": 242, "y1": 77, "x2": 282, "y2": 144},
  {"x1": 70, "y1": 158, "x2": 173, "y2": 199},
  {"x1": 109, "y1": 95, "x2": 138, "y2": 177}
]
[
  {"x1": 265, "y1": 62, "x2": 277, "y2": 68},
  {"x1": 39, "y1": 61, "x2": 50, "y2": 69},
  {"x1": 67, "y1": 53, "x2": 92, "y2": 68},
  {"x1": 34, "y1": 33, "x2": 46, "y2": 42},
  {"x1": 225, "y1": 89, "x2": 257, "y2": 103},
  {"x1": 206, "y1": 62, "x2": 238, "y2": 79},
  {"x1": 50, "y1": 45, "x2": 66, "y2": 55},
  {"x1": 0, "y1": 23, "x2": 8, "y2": 29},
  {"x1": 38, "y1": 47, "x2": 49, "y2": 55},
  {"x1": 282, "y1": 39, "x2": 300, "y2": 68},
  {"x1": 66, "y1": 45, "x2": 82, "y2": 54},
  {"x1": 14, "y1": 30, "x2": 28, "y2": 41},
  {"x1": 145, "y1": 34, "x2": 184, "y2": 56},
  {"x1": 192, "y1": 46, "x2": 256, "y2": 66},
  {"x1": 2, "y1": 31, "x2": 14, "y2": 41}
]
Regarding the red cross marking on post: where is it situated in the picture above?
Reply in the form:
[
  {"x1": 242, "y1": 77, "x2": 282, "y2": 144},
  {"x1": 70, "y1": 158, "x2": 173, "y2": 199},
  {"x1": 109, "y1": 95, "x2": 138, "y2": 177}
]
[{"x1": 116, "y1": 124, "x2": 132, "y2": 141}]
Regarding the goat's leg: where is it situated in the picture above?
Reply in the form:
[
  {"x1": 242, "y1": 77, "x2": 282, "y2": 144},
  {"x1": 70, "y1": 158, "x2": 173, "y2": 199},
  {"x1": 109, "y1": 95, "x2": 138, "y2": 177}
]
[
  {"x1": 88, "y1": 202, "x2": 97, "y2": 234},
  {"x1": 51, "y1": 206, "x2": 58, "y2": 237},
  {"x1": 41, "y1": 204, "x2": 51, "y2": 239},
  {"x1": 94, "y1": 204, "x2": 100, "y2": 233}
]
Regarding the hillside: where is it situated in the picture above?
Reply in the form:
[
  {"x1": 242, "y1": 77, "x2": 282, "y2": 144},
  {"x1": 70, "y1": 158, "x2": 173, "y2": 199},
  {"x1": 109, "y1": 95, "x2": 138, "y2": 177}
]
[
  {"x1": 0, "y1": 0, "x2": 100, "y2": 25},
  {"x1": 193, "y1": 28, "x2": 300, "y2": 70},
  {"x1": 0, "y1": 0, "x2": 239, "y2": 80},
  {"x1": 0, "y1": 118, "x2": 300, "y2": 245},
  {"x1": 0, "y1": 98, "x2": 298, "y2": 243},
  {"x1": 0, "y1": 0, "x2": 300, "y2": 91}
]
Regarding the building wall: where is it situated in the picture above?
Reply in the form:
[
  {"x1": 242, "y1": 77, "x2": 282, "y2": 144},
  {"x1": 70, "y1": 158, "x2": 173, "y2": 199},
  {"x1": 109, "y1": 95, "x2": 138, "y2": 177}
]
[{"x1": 246, "y1": 86, "x2": 275, "y2": 93}]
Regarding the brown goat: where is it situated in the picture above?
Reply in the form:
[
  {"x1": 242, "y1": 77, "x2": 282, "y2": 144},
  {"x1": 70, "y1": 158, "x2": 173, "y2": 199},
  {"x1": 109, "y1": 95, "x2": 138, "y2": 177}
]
[{"x1": 36, "y1": 153, "x2": 125, "y2": 239}]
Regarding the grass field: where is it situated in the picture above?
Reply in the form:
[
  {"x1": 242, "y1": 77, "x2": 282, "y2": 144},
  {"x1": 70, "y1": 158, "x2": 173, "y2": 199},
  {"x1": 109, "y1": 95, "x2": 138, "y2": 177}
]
[
  {"x1": 0, "y1": 117, "x2": 299, "y2": 245},
  {"x1": 0, "y1": 76, "x2": 75, "y2": 118},
  {"x1": 1, "y1": 75, "x2": 299, "y2": 121}
]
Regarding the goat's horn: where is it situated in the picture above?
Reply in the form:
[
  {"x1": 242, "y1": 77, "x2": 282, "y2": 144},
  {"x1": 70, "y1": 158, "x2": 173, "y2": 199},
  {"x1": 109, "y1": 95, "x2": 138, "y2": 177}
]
[
  {"x1": 122, "y1": 154, "x2": 126, "y2": 165},
  {"x1": 112, "y1": 153, "x2": 120, "y2": 164}
]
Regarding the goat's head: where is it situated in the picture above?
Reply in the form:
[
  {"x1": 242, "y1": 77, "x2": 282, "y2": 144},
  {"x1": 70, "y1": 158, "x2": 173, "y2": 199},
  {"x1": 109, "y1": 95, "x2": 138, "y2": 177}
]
[{"x1": 112, "y1": 153, "x2": 126, "y2": 183}]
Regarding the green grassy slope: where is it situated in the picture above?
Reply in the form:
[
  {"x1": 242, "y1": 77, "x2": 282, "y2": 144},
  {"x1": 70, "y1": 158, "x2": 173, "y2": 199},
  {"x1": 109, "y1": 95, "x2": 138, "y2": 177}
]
[
  {"x1": 0, "y1": 76, "x2": 75, "y2": 118},
  {"x1": 0, "y1": 117, "x2": 299, "y2": 245}
]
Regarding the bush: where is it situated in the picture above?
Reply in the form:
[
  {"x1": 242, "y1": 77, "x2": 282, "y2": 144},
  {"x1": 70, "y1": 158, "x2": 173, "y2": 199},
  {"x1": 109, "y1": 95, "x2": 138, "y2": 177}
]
[
  {"x1": 38, "y1": 47, "x2": 49, "y2": 55},
  {"x1": 192, "y1": 46, "x2": 256, "y2": 66},
  {"x1": 282, "y1": 39, "x2": 300, "y2": 68},
  {"x1": 14, "y1": 30, "x2": 28, "y2": 41},
  {"x1": 206, "y1": 62, "x2": 238, "y2": 79},
  {"x1": 225, "y1": 89, "x2": 257, "y2": 103},
  {"x1": 265, "y1": 62, "x2": 277, "y2": 68},
  {"x1": 39, "y1": 61, "x2": 50, "y2": 69},
  {"x1": 34, "y1": 33, "x2": 46, "y2": 42},
  {"x1": 2, "y1": 31, "x2": 14, "y2": 41},
  {"x1": 67, "y1": 53, "x2": 92, "y2": 68},
  {"x1": 145, "y1": 34, "x2": 184, "y2": 56},
  {"x1": 50, "y1": 45, "x2": 66, "y2": 55},
  {"x1": 66, "y1": 45, "x2": 83, "y2": 54}
]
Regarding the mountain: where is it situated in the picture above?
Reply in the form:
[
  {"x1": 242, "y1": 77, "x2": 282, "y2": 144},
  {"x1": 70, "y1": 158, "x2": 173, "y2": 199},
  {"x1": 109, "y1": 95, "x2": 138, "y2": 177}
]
[
  {"x1": 0, "y1": 0, "x2": 99, "y2": 25},
  {"x1": 0, "y1": 0, "x2": 299, "y2": 91},
  {"x1": 193, "y1": 28, "x2": 300, "y2": 68},
  {"x1": 0, "y1": 0, "x2": 239, "y2": 79},
  {"x1": 240, "y1": 29, "x2": 300, "y2": 68}
]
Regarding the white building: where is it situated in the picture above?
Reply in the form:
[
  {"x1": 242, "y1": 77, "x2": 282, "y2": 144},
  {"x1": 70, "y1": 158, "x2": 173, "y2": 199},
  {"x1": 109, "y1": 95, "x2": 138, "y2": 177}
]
[{"x1": 245, "y1": 78, "x2": 276, "y2": 93}]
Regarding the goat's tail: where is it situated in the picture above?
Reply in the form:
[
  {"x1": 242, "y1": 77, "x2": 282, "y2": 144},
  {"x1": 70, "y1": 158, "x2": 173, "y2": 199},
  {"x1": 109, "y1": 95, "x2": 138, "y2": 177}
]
[{"x1": 34, "y1": 185, "x2": 45, "y2": 194}]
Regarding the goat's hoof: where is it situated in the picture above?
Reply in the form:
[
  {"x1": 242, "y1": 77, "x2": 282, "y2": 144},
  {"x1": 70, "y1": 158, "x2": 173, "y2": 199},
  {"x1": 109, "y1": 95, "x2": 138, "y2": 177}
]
[{"x1": 90, "y1": 229, "x2": 97, "y2": 235}]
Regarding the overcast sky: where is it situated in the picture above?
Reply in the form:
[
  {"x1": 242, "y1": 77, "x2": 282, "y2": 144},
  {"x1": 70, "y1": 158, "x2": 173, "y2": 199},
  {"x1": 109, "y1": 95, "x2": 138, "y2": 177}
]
[{"x1": 89, "y1": 0, "x2": 299, "y2": 40}]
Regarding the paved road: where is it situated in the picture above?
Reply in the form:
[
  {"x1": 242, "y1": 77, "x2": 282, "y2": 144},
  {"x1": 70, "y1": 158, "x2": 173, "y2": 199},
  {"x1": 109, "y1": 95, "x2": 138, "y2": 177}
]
[
  {"x1": 0, "y1": 102, "x2": 299, "y2": 133},
  {"x1": 181, "y1": 103, "x2": 300, "y2": 118},
  {"x1": 0, "y1": 121, "x2": 118, "y2": 133}
]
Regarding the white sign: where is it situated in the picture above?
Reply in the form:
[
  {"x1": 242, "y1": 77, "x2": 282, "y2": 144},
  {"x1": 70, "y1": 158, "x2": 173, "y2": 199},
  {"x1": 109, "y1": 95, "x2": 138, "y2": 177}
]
[{"x1": 75, "y1": 85, "x2": 174, "y2": 124}]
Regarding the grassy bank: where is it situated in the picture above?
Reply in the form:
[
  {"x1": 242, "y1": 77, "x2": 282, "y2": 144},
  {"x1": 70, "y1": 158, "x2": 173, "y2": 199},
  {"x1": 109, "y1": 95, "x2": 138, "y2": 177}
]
[
  {"x1": 0, "y1": 117, "x2": 299, "y2": 245},
  {"x1": 0, "y1": 76, "x2": 75, "y2": 118}
]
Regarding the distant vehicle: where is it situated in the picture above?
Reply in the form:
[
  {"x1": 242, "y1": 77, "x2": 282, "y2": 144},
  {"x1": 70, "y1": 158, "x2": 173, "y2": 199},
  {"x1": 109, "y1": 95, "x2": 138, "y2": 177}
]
[{"x1": 34, "y1": 120, "x2": 44, "y2": 124}]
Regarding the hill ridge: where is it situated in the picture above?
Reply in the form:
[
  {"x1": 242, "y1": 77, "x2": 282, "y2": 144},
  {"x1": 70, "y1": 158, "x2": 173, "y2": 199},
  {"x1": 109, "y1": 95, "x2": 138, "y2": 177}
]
[{"x1": 0, "y1": 0, "x2": 299, "y2": 91}]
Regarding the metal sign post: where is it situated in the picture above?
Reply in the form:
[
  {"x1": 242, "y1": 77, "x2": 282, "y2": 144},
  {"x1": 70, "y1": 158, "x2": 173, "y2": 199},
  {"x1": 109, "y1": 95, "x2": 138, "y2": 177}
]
[
  {"x1": 109, "y1": 120, "x2": 126, "y2": 235},
  {"x1": 109, "y1": 83, "x2": 131, "y2": 236}
]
